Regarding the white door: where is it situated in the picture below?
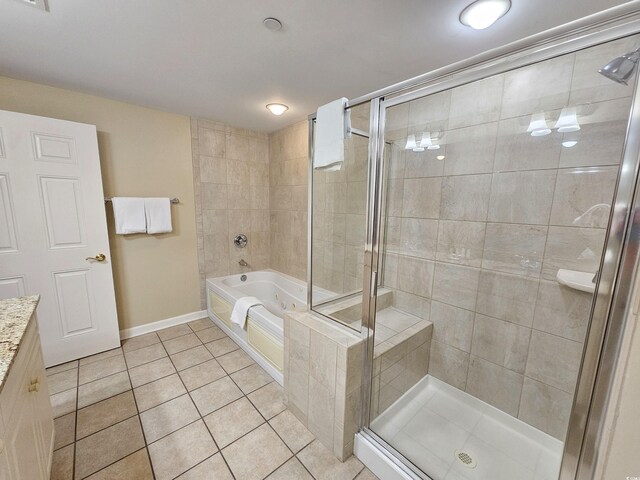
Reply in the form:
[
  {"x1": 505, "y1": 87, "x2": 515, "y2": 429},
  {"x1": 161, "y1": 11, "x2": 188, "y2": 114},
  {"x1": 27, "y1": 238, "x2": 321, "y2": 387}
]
[{"x1": 0, "y1": 109, "x2": 120, "y2": 366}]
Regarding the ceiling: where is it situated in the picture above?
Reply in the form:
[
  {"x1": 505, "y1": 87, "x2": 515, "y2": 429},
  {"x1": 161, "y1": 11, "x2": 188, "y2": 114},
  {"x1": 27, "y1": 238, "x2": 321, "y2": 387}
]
[{"x1": 0, "y1": 0, "x2": 634, "y2": 132}]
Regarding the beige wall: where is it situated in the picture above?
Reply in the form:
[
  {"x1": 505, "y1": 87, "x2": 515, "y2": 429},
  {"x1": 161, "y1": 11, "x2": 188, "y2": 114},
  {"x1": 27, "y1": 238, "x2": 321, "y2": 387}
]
[
  {"x1": 190, "y1": 118, "x2": 270, "y2": 308},
  {"x1": 0, "y1": 76, "x2": 201, "y2": 330}
]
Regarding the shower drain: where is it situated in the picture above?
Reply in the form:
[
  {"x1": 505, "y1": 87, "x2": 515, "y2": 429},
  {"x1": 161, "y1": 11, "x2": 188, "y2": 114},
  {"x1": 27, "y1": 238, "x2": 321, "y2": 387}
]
[{"x1": 454, "y1": 450, "x2": 477, "y2": 468}]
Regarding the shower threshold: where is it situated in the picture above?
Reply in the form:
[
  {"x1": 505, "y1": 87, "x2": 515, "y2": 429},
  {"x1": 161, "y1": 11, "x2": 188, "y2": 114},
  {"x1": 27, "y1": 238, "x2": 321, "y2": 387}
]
[{"x1": 366, "y1": 375, "x2": 563, "y2": 480}]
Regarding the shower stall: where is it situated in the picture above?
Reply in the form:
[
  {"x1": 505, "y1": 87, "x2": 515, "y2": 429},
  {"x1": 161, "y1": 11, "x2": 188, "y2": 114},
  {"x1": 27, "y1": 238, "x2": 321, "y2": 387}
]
[{"x1": 308, "y1": 6, "x2": 640, "y2": 480}]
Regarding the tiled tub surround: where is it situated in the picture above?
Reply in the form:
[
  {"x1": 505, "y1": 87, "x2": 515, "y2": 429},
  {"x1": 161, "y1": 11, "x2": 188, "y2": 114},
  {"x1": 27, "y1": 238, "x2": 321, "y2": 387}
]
[
  {"x1": 191, "y1": 119, "x2": 271, "y2": 308},
  {"x1": 270, "y1": 121, "x2": 309, "y2": 281},
  {"x1": 376, "y1": 35, "x2": 639, "y2": 440},
  {"x1": 47, "y1": 317, "x2": 378, "y2": 480},
  {"x1": 284, "y1": 309, "x2": 432, "y2": 461}
]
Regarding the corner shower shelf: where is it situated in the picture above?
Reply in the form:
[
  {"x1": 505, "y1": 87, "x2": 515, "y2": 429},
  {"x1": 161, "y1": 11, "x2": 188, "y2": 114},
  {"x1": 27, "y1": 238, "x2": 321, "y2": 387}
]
[{"x1": 556, "y1": 269, "x2": 596, "y2": 294}]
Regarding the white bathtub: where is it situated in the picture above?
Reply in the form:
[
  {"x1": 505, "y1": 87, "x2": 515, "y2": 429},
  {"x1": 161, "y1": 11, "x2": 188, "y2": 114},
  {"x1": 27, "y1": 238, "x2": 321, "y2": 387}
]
[{"x1": 206, "y1": 269, "x2": 307, "y2": 384}]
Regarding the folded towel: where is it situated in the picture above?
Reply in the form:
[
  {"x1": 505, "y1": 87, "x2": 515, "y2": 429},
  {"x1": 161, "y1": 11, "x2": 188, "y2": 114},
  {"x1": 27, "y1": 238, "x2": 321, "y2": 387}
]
[
  {"x1": 144, "y1": 197, "x2": 172, "y2": 234},
  {"x1": 314, "y1": 97, "x2": 350, "y2": 171},
  {"x1": 231, "y1": 296, "x2": 262, "y2": 329},
  {"x1": 111, "y1": 197, "x2": 146, "y2": 234}
]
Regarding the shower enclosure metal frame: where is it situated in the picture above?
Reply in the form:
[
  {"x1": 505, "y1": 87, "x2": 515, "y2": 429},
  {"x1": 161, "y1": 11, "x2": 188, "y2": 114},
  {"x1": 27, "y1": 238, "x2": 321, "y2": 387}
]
[{"x1": 330, "y1": 3, "x2": 640, "y2": 480}]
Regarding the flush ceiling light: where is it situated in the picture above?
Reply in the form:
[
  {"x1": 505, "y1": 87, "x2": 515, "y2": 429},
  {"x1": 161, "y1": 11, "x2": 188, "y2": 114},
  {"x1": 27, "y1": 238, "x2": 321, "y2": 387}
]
[
  {"x1": 266, "y1": 103, "x2": 289, "y2": 115},
  {"x1": 527, "y1": 113, "x2": 551, "y2": 137},
  {"x1": 555, "y1": 107, "x2": 581, "y2": 133},
  {"x1": 460, "y1": 0, "x2": 511, "y2": 30}
]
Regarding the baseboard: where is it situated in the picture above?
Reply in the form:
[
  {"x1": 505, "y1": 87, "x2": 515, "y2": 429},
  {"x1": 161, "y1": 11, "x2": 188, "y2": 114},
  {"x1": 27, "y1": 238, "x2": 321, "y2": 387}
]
[{"x1": 119, "y1": 310, "x2": 207, "y2": 340}]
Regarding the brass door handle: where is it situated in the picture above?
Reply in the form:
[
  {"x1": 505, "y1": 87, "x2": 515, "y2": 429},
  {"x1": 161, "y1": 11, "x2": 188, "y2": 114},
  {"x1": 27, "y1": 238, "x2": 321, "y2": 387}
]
[{"x1": 86, "y1": 253, "x2": 106, "y2": 262}]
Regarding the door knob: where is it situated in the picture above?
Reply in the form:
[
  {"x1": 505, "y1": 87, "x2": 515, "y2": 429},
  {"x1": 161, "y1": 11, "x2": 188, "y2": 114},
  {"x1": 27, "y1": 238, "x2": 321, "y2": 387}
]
[{"x1": 86, "y1": 253, "x2": 106, "y2": 262}]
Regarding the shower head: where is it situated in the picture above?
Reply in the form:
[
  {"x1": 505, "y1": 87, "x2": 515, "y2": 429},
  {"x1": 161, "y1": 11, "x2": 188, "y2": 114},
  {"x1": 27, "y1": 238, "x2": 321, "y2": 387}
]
[{"x1": 599, "y1": 48, "x2": 640, "y2": 85}]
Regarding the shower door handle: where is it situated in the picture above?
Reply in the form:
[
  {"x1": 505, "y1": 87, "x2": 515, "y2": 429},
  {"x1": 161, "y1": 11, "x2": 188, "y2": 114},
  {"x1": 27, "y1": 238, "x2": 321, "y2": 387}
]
[{"x1": 370, "y1": 271, "x2": 378, "y2": 299}]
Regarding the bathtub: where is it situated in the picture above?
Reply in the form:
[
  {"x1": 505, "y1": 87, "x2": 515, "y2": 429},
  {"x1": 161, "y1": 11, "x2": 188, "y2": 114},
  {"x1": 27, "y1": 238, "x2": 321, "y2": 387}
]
[{"x1": 206, "y1": 269, "x2": 307, "y2": 385}]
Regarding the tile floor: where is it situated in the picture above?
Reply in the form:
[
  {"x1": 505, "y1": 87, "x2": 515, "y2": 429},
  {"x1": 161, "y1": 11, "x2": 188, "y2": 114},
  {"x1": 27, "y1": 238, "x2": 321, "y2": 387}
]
[
  {"x1": 371, "y1": 375, "x2": 564, "y2": 480},
  {"x1": 47, "y1": 317, "x2": 378, "y2": 480}
]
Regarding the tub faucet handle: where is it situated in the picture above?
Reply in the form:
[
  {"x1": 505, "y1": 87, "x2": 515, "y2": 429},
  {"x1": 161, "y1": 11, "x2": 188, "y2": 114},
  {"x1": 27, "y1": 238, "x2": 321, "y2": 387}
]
[{"x1": 239, "y1": 259, "x2": 248, "y2": 267}]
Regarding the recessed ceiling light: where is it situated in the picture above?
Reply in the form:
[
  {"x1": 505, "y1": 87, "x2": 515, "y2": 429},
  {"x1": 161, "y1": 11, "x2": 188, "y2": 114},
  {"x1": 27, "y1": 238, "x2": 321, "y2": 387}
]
[
  {"x1": 266, "y1": 103, "x2": 289, "y2": 115},
  {"x1": 460, "y1": 0, "x2": 511, "y2": 30},
  {"x1": 263, "y1": 17, "x2": 283, "y2": 32}
]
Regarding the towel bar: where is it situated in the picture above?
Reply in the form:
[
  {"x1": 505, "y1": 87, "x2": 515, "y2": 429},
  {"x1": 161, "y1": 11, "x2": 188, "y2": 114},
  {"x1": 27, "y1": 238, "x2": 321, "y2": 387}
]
[{"x1": 104, "y1": 197, "x2": 180, "y2": 204}]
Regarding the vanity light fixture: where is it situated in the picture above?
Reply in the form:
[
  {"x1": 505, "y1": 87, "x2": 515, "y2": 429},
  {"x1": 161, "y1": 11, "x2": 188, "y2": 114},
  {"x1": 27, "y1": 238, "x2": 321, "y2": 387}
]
[
  {"x1": 460, "y1": 0, "x2": 511, "y2": 30},
  {"x1": 420, "y1": 132, "x2": 441, "y2": 150},
  {"x1": 527, "y1": 112, "x2": 551, "y2": 137},
  {"x1": 405, "y1": 134, "x2": 417, "y2": 150},
  {"x1": 266, "y1": 103, "x2": 289, "y2": 115},
  {"x1": 555, "y1": 107, "x2": 581, "y2": 132}
]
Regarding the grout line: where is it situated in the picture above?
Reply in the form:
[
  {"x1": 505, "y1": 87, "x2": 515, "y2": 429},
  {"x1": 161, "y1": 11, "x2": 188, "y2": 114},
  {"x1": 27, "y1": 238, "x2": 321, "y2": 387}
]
[{"x1": 121, "y1": 342, "x2": 158, "y2": 480}]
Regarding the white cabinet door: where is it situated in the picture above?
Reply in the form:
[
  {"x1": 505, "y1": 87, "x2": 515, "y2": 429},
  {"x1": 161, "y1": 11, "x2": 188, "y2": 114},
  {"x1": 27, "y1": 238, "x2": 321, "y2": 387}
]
[{"x1": 0, "y1": 110, "x2": 120, "y2": 366}]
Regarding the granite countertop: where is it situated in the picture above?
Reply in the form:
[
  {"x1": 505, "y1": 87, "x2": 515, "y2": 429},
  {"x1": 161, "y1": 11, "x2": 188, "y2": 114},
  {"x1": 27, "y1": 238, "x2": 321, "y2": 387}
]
[{"x1": 0, "y1": 295, "x2": 40, "y2": 391}]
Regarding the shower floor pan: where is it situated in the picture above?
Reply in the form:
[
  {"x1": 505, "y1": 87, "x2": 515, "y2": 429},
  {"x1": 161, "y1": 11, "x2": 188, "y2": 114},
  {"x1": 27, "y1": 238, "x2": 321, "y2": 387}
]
[{"x1": 369, "y1": 375, "x2": 563, "y2": 480}]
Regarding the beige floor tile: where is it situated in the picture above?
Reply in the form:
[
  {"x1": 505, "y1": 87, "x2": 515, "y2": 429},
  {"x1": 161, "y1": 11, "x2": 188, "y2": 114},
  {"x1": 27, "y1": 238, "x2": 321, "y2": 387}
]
[
  {"x1": 230, "y1": 364, "x2": 273, "y2": 394},
  {"x1": 129, "y1": 357, "x2": 176, "y2": 387},
  {"x1": 140, "y1": 394, "x2": 200, "y2": 443},
  {"x1": 74, "y1": 416, "x2": 145, "y2": 479},
  {"x1": 163, "y1": 333, "x2": 202, "y2": 355},
  {"x1": 356, "y1": 467, "x2": 380, "y2": 479},
  {"x1": 85, "y1": 449, "x2": 154, "y2": 480},
  {"x1": 298, "y1": 440, "x2": 364, "y2": 480},
  {"x1": 79, "y1": 354, "x2": 127, "y2": 385},
  {"x1": 157, "y1": 324, "x2": 192, "y2": 341},
  {"x1": 204, "y1": 397, "x2": 264, "y2": 448},
  {"x1": 77, "y1": 371, "x2": 131, "y2": 409},
  {"x1": 247, "y1": 381, "x2": 286, "y2": 419},
  {"x1": 205, "y1": 337, "x2": 240, "y2": 357},
  {"x1": 125, "y1": 342, "x2": 167, "y2": 368},
  {"x1": 54, "y1": 412, "x2": 76, "y2": 450},
  {"x1": 171, "y1": 345, "x2": 213, "y2": 371},
  {"x1": 176, "y1": 453, "x2": 233, "y2": 479},
  {"x1": 266, "y1": 458, "x2": 314, "y2": 480},
  {"x1": 79, "y1": 348, "x2": 123, "y2": 366},
  {"x1": 195, "y1": 325, "x2": 227, "y2": 343},
  {"x1": 51, "y1": 388, "x2": 78, "y2": 418},
  {"x1": 222, "y1": 423, "x2": 292, "y2": 480},
  {"x1": 50, "y1": 444, "x2": 74, "y2": 480},
  {"x1": 179, "y1": 358, "x2": 226, "y2": 391},
  {"x1": 269, "y1": 410, "x2": 314, "y2": 453},
  {"x1": 188, "y1": 318, "x2": 214, "y2": 332},
  {"x1": 134, "y1": 373, "x2": 187, "y2": 412},
  {"x1": 48, "y1": 368, "x2": 78, "y2": 395},
  {"x1": 76, "y1": 391, "x2": 138, "y2": 439},
  {"x1": 47, "y1": 360, "x2": 79, "y2": 376},
  {"x1": 148, "y1": 420, "x2": 218, "y2": 480},
  {"x1": 122, "y1": 333, "x2": 160, "y2": 352},
  {"x1": 191, "y1": 376, "x2": 243, "y2": 416},
  {"x1": 216, "y1": 348, "x2": 254, "y2": 374}
]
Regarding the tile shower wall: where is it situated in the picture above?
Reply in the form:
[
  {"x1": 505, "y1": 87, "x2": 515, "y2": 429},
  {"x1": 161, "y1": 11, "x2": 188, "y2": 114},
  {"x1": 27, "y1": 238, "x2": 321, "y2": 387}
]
[
  {"x1": 380, "y1": 36, "x2": 638, "y2": 439},
  {"x1": 191, "y1": 119, "x2": 271, "y2": 307},
  {"x1": 269, "y1": 121, "x2": 309, "y2": 280}
]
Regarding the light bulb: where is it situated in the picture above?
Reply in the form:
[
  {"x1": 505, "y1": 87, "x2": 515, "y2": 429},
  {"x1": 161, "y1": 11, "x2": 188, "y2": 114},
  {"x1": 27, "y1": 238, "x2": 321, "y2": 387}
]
[{"x1": 527, "y1": 113, "x2": 551, "y2": 137}]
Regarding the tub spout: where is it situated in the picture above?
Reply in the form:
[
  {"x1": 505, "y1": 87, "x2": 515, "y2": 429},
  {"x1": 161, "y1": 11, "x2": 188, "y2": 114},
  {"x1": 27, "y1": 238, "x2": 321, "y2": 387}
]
[{"x1": 238, "y1": 259, "x2": 248, "y2": 267}]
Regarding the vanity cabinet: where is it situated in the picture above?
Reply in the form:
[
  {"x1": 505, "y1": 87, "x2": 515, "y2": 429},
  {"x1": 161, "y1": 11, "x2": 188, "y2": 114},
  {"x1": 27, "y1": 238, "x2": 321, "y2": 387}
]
[{"x1": 0, "y1": 315, "x2": 54, "y2": 480}]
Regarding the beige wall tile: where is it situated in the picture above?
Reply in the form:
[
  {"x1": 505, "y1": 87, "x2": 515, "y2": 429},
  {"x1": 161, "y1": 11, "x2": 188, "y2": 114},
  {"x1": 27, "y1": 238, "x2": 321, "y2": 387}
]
[
  {"x1": 518, "y1": 378, "x2": 573, "y2": 440},
  {"x1": 470, "y1": 314, "x2": 531, "y2": 373},
  {"x1": 525, "y1": 330, "x2": 583, "y2": 393},
  {"x1": 428, "y1": 340, "x2": 469, "y2": 390},
  {"x1": 432, "y1": 263, "x2": 480, "y2": 311},
  {"x1": 488, "y1": 170, "x2": 556, "y2": 225},
  {"x1": 440, "y1": 174, "x2": 492, "y2": 221},
  {"x1": 533, "y1": 280, "x2": 592, "y2": 342},
  {"x1": 476, "y1": 270, "x2": 539, "y2": 327},
  {"x1": 466, "y1": 356, "x2": 524, "y2": 416},
  {"x1": 482, "y1": 223, "x2": 547, "y2": 276}
]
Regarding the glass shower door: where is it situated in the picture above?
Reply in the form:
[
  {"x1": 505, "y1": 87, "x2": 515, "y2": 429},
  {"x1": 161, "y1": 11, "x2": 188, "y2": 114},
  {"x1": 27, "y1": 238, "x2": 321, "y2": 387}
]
[{"x1": 365, "y1": 34, "x2": 639, "y2": 480}]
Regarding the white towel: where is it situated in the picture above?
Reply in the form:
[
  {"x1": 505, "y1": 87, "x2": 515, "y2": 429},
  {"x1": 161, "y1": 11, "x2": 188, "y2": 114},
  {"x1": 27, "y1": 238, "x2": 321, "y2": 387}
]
[
  {"x1": 144, "y1": 198, "x2": 172, "y2": 234},
  {"x1": 111, "y1": 197, "x2": 146, "y2": 235},
  {"x1": 314, "y1": 97, "x2": 350, "y2": 171},
  {"x1": 231, "y1": 296, "x2": 262, "y2": 329}
]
